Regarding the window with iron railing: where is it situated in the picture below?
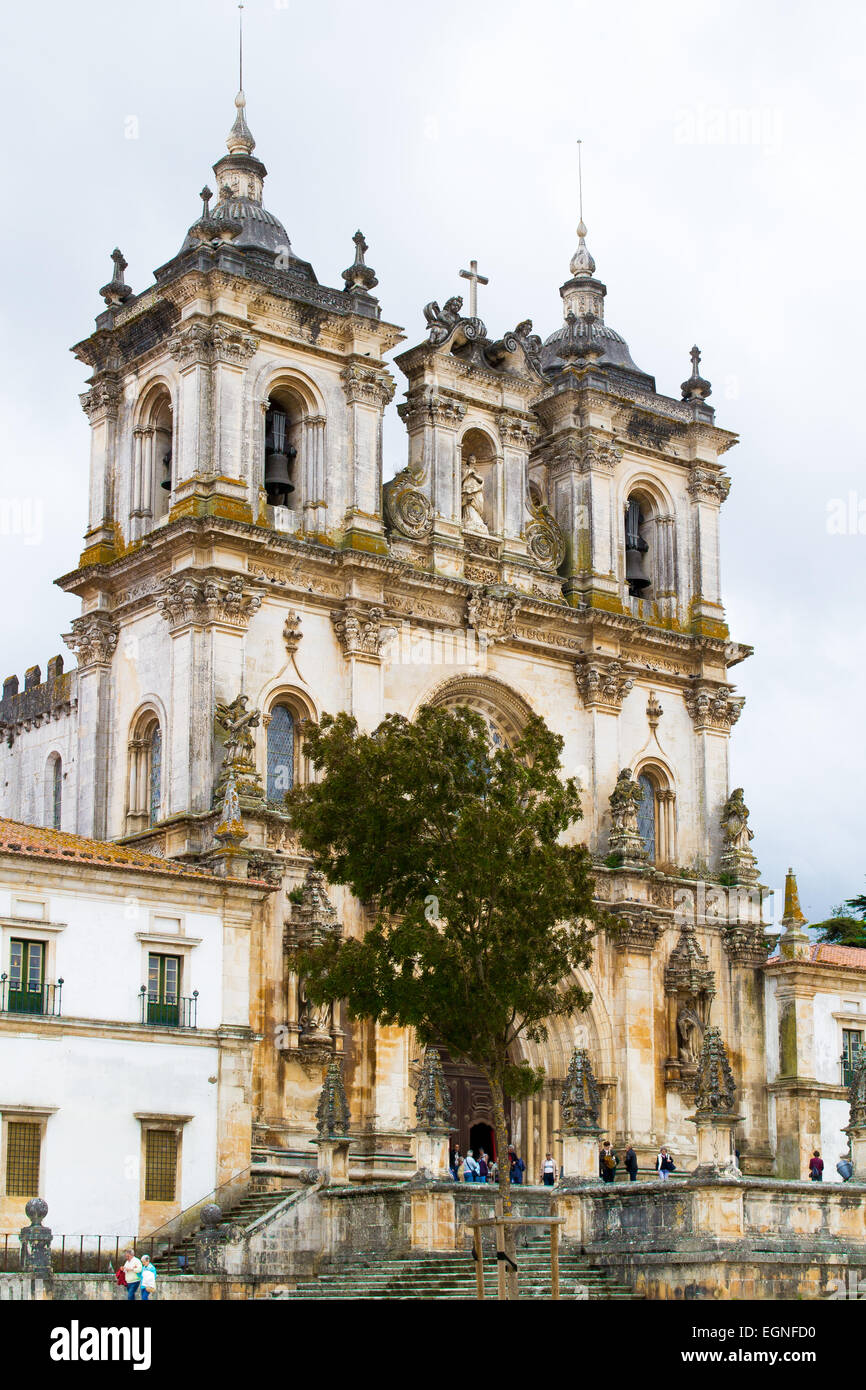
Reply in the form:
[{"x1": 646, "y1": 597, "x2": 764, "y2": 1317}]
[
  {"x1": 842, "y1": 1029, "x2": 863, "y2": 1088},
  {"x1": 1, "y1": 941, "x2": 63, "y2": 1016},
  {"x1": 140, "y1": 953, "x2": 198, "y2": 1028}
]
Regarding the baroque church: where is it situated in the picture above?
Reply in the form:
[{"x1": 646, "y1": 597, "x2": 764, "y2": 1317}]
[{"x1": 0, "y1": 84, "x2": 775, "y2": 1192}]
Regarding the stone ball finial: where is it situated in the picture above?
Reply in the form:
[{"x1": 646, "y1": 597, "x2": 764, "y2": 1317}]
[
  {"x1": 200, "y1": 1203, "x2": 223, "y2": 1229},
  {"x1": 25, "y1": 1197, "x2": 48, "y2": 1225}
]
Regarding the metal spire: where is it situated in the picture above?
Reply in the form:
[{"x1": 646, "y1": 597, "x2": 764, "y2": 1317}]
[
  {"x1": 570, "y1": 139, "x2": 595, "y2": 278},
  {"x1": 226, "y1": 2, "x2": 255, "y2": 156}
]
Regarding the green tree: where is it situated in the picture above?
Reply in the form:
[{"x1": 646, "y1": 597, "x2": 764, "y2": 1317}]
[
  {"x1": 285, "y1": 705, "x2": 608, "y2": 1214},
  {"x1": 813, "y1": 892, "x2": 866, "y2": 947}
]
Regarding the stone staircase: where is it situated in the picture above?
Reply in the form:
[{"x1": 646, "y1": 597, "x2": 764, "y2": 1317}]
[
  {"x1": 285, "y1": 1237, "x2": 640, "y2": 1300},
  {"x1": 153, "y1": 1189, "x2": 289, "y2": 1274}
]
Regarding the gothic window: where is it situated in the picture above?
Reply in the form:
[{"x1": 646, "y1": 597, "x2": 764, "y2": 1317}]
[
  {"x1": 126, "y1": 711, "x2": 163, "y2": 833},
  {"x1": 637, "y1": 774, "x2": 656, "y2": 860},
  {"x1": 635, "y1": 765, "x2": 677, "y2": 866},
  {"x1": 266, "y1": 705, "x2": 295, "y2": 805},
  {"x1": 44, "y1": 753, "x2": 61, "y2": 830}
]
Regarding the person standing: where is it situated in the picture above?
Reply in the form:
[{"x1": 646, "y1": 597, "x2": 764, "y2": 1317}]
[
  {"x1": 624, "y1": 1142, "x2": 638, "y2": 1182},
  {"x1": 140, "y1": 1256, "x2": 157, "y2": 1301},
  {"x1": 600, "y1": 1142, "x2": 618, "y2": 1183},
  {"x1": 809, "y1": 1150, "x2": 824, "y2": 1181},
  {"x1": 508, "y1": 1145, "x2": 525, "y2": 1185},
  {"x1": 122, "y1": 1249, "x2": 143, "y2": 1300},
  {"x1": 542, "y1": 1152, "x2": 557, "y2": 1186},
  {"x1": 656, "y1": 1147, "x2": 675, "y2": 1181},
  {"x1": 478, "y1": 1151, "x2": 489, "y2": 1183},
  {"x1": 464, "y1": 1150, "x2": 480, "y2": 1183}
]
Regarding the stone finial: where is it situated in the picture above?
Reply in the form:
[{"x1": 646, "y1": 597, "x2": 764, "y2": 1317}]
[
  {"x1": 681, "y1": 344, "x2": 712, "y2": 402},
  {"x1": 19, "y1": 1197, "x2": 52, "y2": 1274},
  {"x1": 342, "y1": 230, "x2": 379, "y2": 294},
  {"x1": 200, "y1": 1203, "x2": 223, "y2": 1229},
  {"x1": 99, "y1": 248, "x2": 133, "y2": 307},
  {"x1": 779, "y1": 866, "x2": 811, "y2": 960},
  {"x1": 214, "y1": 773, "x2": 246, "y2": 845},
  {"x1": 693, "y1": 1026, "x2": 737, "y2": 1114},
  {"x1": 316, "y1": 1060, "x2": 351, "y2": 1139},
  {"x1": 560, "y1": 1048, "x2": 601, "y2": 1132},
  {"x1": 848, "y1": 1046, "x2": 866, "y2": 1129},
  {"x1": 227, "y1": 90, "x2": 255, "y2": 155},
  {"x1": 569, "y1": 219, "x2": 596, "y2": 279},
  {"x1": 414, "y1": 1046, "x2": 452, "y2": 1131}
]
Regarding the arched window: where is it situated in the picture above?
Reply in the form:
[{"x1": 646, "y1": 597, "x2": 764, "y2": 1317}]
[
  {"x1": 264, "y1": 387, "x2": 304, "y2": 512},
  {"x1": 132, "y1": 388, "x2": 173, "y2": 531},
  {"x1": 635, "y1": 766, "x2": 677, "y2": 866},
  {"x1": 624, "y1": 486, "x2": 677, "y2": 606},
  {"x1": 44, "y1": 754, "x2": 62, "y2": 830},
  {"x1": 266, "y1": 705, "x2": 295, "y2": 805},
  {"x1": 624, "y1": 494, "x2": 651, "y2": 598},
  {"x1": 127, "y1": 712, "x2": 163, "y2": 833}
]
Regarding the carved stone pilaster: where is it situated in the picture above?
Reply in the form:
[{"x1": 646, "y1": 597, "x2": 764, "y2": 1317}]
[
  {"x1": 496, "y1": 413, "x2": 537, "y2": 449},
  {"x1": 465, "y1": 585, "x2": 520, "y2": 644},
  {"x1": 169, "y1": 321, "x2": 258, "y2": 366},
  {"x1": 157, "y1": 573, "x2": 263, "y2": 632},
  {"x1": 575, "y1": 657, "x2": 634, "y2": 712},
  {"x1": 79, "y1": 375, "x2": 122, "y2": 422},
  {"x1": 331, "y1": 604, "x2": 395, "y2": 660},
  {"x1": 550, "y1": 434, "x2": 621, "y2": 478},
  {"x1": 341, "y1": 362, "x2": 395, "y2": 407},
  {"x1": 397, "y1": 388, "x2": 466, "y2": 432},
  {"x1": 688, "y1": 467, "x2": 731, "y2": 504},
  {"x1": 684, "y1": 682, "x2": 744, "y2": 732},
  {"x1": 723, "y1": 923, "x2": 769, "y2": 967},
  {"x1": 63, "y1": 613, "x2": 119, "y2": 668}
]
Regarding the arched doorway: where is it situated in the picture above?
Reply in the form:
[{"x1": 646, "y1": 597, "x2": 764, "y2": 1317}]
[{"x1": 441, "y1": 1051, "x2": 510, "y2": 1160}]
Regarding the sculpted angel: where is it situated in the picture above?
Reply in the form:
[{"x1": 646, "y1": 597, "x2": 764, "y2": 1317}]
[{"x1": 215, "y1": 694, "x2": 261, "y2": 766}]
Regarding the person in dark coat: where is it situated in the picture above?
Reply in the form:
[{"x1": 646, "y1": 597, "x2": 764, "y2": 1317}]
[
  {"x1": 624, "y1": 1143, "x2": 638, "y2": 1181},
  {"x1": 508, "y1": 1145, "x2": 525, "y2": 1185}
]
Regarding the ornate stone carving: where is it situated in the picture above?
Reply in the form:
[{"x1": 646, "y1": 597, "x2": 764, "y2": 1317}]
[
  {"x1": 398, "y1": 387, "x2": 467, "y2": 432},
  {"x1": 665, "y1": 925, "x2": 715, "y2": 1089},
  {"x1": 609, "y1": 907, "x2": 663, "y2": 953},
  {"x1": 283, "y1": 609, "x2": 303, "y2": 654},
  {"x1": 575, "y1": 658, "x2": 634, "y2": 711},
  {"x1": 560, "y1": 1049, "x2": 601, "y2": 1131},
  {"x1": 64, "y1": 613, "x2": 119, "y2": 667},
  {"x1": 525, "y1": 491, "x2": 565, "y2": 573},
  {"x1": 99, "y1": 248, "x2": 133, "y2": 307},
  {"x1": 384, "y1": 468, "x2": 434, "y2": 539},
  {"x1": 316, "y1": 1060, "x2": 351, "y2": 1138},
  {"x1": 608, "y1": 768, "x2": 647, "y2": 862},
  {"x1": 341, "y1": 230, "x2": 378, "y2": 295},
  {"x1": 497, "y1": 412, "x2": 538, "y2": 449},
  {"x1": 465, "y1": 585, "x2": 520, "y2": 644},
  {"x1": 646, "y1": 691, "x2": 663, "y2": 729},
  {"x1": 169, "y1": 322, "x2": 258, "y2": 366},
  {"x1": 414, "y1": 1046, "x2": 453, "y2": 1131},
  {"x1": 331, "y1": 605, "x2": 395, "y2": 659},
  {"x1": 423, "y1": 295, "x2": 473, "y2": 344},
  {"x1": 665, "y1": 925, "x2": 715, "y2": 1004},
  {"x1": 157, "y1": 573, "x2": 263, "y2": 631},
  {"x1": 79, "y1": 375, "x2": 122, "y2": 421},
  {"x1": 285, "y1": 867, "x2": 341, "y2": 952},
  {"x1": 214, "y1": 694, "x2": 264, "y2": 805},
  {"x1": 684, "y1": 682, "x2": 744, "y2": 732},
  {"x1": 719, "y1": 787, "x2": 759, "y2": 884},
  {"x1": 551, "y1": 435, "x2": 621, "y2": 477},
  {"x1": 341, "y1": 362, "x2": 395, "y2": 407},
  {"x1": 849, "y1": 1046, "x2": 866, "y2": 1129},
  {"x1": 687, "y1": 467, "x2": 731, "y2": 504},
  {"x1": 693, "y1": 1026, "x2": 737, "y2": 1114},
  {"x1": 723, "y1": 922, "x2": 769, "y2": 967}
]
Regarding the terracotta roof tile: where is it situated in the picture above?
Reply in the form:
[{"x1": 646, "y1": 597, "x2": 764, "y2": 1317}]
[
  {"x1": 766, "y1": 943, "x2": 866, "y2": 971},
  {"x1": 0, "y1": 818, "x2": 270, "y2": 888}
]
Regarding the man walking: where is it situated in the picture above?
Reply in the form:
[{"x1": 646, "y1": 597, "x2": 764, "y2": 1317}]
[
  {"x1": 122, "y1": 1249, "x2": 143, "y2": 1300},
  {"x1": 624, "y1": 1142, "x2": 638, "y2": 1182},
  {"x1": 600, "y1": 1141, "x2": 618, "y2": 1183}
]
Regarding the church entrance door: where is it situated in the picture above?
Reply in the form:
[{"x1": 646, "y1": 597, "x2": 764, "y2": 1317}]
[{"x1": 440, "y1": 1051, "x2": 510, "y2": 1159}]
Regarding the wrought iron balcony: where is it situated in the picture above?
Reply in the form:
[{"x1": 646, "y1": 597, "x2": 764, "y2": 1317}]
[
  {"x1": 0, "y1": 974, "x2": 63, "y2": 1017},
  {"x1": 139, "y1": 986, "x2": 198, "y2": 1029}
]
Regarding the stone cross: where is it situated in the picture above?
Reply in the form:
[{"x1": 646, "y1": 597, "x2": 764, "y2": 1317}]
[{"x1": 459, "y1": 259, "x2": 488, "y2": 319}]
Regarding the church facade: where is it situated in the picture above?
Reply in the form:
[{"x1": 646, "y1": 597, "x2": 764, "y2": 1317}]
[{"x1": 0, "y1": 89, "x2": 775, "y2": 1185}]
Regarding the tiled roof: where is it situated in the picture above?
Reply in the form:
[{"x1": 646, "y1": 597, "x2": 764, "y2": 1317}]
[
  {"x1": 0, "y1": 818, "x2": 267, "y2": 888},
  {"x1": 766, "y1": 942, "x2": 866, "y2": 972}
]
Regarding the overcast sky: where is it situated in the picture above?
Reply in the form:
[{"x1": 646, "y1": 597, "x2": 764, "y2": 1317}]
[{"x1": 0, "y1": 0, "x2": 863, "y2": 923}]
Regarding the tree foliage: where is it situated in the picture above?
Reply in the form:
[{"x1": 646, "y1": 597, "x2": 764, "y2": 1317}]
[
  {"x1": 813, "y1": 892, "x2": 866, "y2": 947},
  {"x1": 285, "y1": 706, "x2": 609, "y2": 1204}
]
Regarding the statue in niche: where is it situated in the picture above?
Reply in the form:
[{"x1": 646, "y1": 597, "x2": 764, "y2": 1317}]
[
  {"x1": 677, "y1": 1005, "x2": 704, "y2": 1065},
  {"x1": 609, "y1": 767, "x2": 643, "y2": 837},
  {"x1": 299, "y1": 979, "x2": 332, "y2": 1038},
  {"x1": 461, "y1": 454, "x2": 489, "y2": 535}
]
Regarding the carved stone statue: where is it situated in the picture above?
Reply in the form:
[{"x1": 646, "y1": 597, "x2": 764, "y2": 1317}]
[
  {"x1": 721, "y1": 787, "x2": 754, "y2": 854},
  {"x1": 215, "y1": 694, "x2": 260, "y2": 766},
  {"x1": 608, "y1": 767, "x2": 647, "y2": 864},
  {"x1": 677, "y1": 1006, "x2": 703, "y2": 1065},
  {"x1": 461, "y1": 455, "x2": 488, "y2": 535},
  {"x1": 299, "y1": 980, "x2": 333, "y2": 1039}
]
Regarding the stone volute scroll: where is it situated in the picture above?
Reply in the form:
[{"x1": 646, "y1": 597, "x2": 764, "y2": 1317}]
[
  {"x1": 525, "y1": 485, "x2": 566, "y2": 573},
  {"x1": 686, "y1": 1026, "x2": 743, "y2": 1178},
  {"x1": 719, "y1": 787, "x2": 759, "y2": 885},
  {"x1": 558, "y1": 1049, "x2": 604, "y2": 1185},
  {"x1": 607, "y1": 768, "x2": 647, "y2": 865},
  {"x1": 412, "y1": 1045, "x2": 454, "y2": 1181}
]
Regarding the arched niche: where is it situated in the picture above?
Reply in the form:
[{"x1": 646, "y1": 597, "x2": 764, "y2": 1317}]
[{"x1": 459, "y1": 426, "x2": 499, "y2": 536}]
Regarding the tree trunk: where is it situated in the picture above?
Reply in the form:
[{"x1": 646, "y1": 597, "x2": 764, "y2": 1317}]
[{"x1": 489, "y1": 1075, "x2": 518, "y2": 1300}]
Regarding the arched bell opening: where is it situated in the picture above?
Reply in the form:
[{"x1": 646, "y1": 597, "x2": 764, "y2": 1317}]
[
  {"x1": 264, "y1": 386, "x2": 303, "y2": 509},
  {"x1": 624, "y1": 492, "x2": 652, "y2": 598}
]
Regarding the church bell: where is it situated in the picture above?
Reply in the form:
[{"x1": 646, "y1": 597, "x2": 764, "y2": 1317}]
[
  {"x1": 625, "y1": 498, "x2": 650, "y2": 596},
  {"x1": 160, "y1": 451, "x2": 172, "y2": 491},
  {"x1": 264, "y1": 408, "x2": 297, "y2": 507}
]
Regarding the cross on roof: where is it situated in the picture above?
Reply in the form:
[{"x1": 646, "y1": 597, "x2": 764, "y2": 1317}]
[{"x1": 459, "y1": 259, "x2": 489, "y2": 319}]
